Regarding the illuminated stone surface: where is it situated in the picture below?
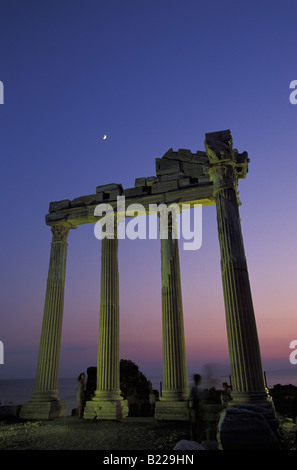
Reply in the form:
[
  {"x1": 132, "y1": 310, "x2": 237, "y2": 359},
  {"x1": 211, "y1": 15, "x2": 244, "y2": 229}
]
[
  {"x1": 22, "y1": 130, "x2": 276, "y2": 423},
  {"x1": 205, "y1": 130, "x2": 268, "y2": 405},
  {"x1": 84, "y1": 217, "x2": 128, "y2": 419},
  {"x1": 20, "y1": 223, "x2": 73, "y2": 419},
  {"x1": 155, "y1": 210, "x2": 188, "y2": 420}
]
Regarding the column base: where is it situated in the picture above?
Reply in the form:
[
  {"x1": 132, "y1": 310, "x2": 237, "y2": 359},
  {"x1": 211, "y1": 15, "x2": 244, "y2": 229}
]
[
  {"x1": 84, "y1": 399, "x2": 128, "y2": 420},
  {"x1": 230, "y1": 390, "x2": 270, "y2": 404},
  {"x1": 155, "y1": 400, "x2": 189, "y2": 421},
  {"x1": 20, "y1": 398, "x2": 66, "y2": 420}
]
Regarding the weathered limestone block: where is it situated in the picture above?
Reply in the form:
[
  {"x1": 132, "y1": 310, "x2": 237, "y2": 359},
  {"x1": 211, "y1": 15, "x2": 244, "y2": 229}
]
[
  {"x1": 159, "y1": 172, "x2": 185, "y2": 181},
  {"x1": 108, "y1": 189, "x2": 123, "y2": 200},
  {"x1": 217, "y1": 407, "x2": 279, "y2": 450},
  {"x1": 20, "y1": 400, "x2": 66, "y2": 420},
  {"x1": 151, "y1": 179, "x2": 179, "y2": 194},
  {"x1": 155, "y1": 158, "x2": 181, "y2": 176},
  {"x1": 198, "y1": 176, "x2": 211, "y2": 184},
  {"x1": 84, "y1": 399, "x2": 128, "y2": 420},
  {"x1": 163, "y1": 148, "x2": 193, "y2": 162},
  {"x1": 70, "y1": 194, "x2": 97, "y2": 207},
  {"x1": 155, "y1": 401, "x2": 189, "y2": 421},
  {"x1": 95, "y1": 183, "x2": 123, "y2": 201},
  {"x1": 134, "y1": 177, "x2": 146, "y2": 187},
  {"x1": 96, "y1": 183, "x2": 123, "y2": 193},
  {"x1": 134, "y1": 176, "x2": 159, "y2": 187},
  {"x1": 124, "y1": 186, "x2": 149, "y2": 198},
  {"x1": 146, "y1": 176, "x2": 158, "y2": 186},
  {"x1": 190, "y1": 151, "x2": 208, "y2": 163},
  {"x1": 49, "y1": 199, "x2": 71, "y2": 213},
  {"x1": 178, "y1": 178, "x2": 192, "y2": 188},
  {"x1": 181, "y1": 161, "x2": 204, "y2": 178}
]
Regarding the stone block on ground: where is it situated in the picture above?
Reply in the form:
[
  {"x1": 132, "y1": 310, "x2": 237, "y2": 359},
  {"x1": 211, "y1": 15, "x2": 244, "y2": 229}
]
[
  {"x1": 217, "y1": 407, "x2": 280, "y2": 450},
  {"x1": 173, "y1": 440, "x2": 205, "y2": 450}
]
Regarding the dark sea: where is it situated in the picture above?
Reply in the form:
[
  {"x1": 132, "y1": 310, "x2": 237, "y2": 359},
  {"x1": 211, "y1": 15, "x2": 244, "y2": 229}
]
[{"x1": 0, "y1": 369, "x2": 296, "y2": 416}]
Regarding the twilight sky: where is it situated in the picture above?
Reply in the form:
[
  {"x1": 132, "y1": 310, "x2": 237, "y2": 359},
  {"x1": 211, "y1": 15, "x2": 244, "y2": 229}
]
[{"x1": 0, "y1": 0, "x2": 297, "y2": 381}]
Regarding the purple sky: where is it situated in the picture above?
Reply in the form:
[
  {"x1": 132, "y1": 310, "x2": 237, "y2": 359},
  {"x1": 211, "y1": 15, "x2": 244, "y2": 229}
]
[{"x1": 0, "y1": 0, "x2": 297, "y2": 381}]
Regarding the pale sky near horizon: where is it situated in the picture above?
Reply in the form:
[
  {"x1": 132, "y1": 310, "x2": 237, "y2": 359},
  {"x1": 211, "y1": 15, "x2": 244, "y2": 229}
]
[{"x1": 0, "y1": 0, "x2": 297, "y2": 382}]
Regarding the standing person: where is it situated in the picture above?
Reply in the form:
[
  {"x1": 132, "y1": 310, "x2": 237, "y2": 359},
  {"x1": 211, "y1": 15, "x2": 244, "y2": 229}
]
[
  {"x1": 220, "y1": 382, "x2": 232, "y2": 407},
  {"x1": 76, "y1": 372, "x2": 86, "y2": 418},
  {"x1": 148, "y1": 381, "x2": 156, "y2": 416},
  {"x1": 188, "y1": 374, "x2": 202, "y2": 442}
]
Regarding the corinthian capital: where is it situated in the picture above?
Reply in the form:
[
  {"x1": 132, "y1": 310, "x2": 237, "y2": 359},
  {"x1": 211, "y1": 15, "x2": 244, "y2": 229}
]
[
  {"x1": 204, "y1": 130, "x2": 249, "y2": 195},
  {"x1": 208, "y1": 163, "x2": 239, "y2": 194},
  {"x1": 51, "y1": 224, "x2": 71, "y2": 243}
]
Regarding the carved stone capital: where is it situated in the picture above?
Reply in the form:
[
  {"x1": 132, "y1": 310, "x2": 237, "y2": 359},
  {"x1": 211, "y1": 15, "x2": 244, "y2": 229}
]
[
  {"x1": 204, "y1": 130, "x2": 249, "y2": 197},
  {"x1": 51, "y1": 224, "x2": 71, "y2": 243},
  {"x1": 208, "y1": 163, "x2": 239, "y2": 195}
]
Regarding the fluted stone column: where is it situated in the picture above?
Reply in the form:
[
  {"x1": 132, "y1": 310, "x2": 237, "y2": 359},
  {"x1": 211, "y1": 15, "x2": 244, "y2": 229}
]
[
  {"x1": 20, "y1": 223, "x2": 72, "y2": 419},
  {"x1": 155, "y1": 209, "x2": 189, "y2": 420},
  {"x1": 84, "y1": 215, "x2": 128, "y2": 419},
  {"x1": 205, "y1": 131, "x2": 269, "y2": 405}
]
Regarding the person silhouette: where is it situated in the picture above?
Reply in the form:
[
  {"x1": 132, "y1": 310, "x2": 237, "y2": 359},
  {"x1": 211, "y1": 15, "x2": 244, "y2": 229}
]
[
  {"x1": 188, "y1": 374, "x2": 202, "y2": 441},
  {"x1": 76, "y1": 372, "x2": 86, "y2": 418}
]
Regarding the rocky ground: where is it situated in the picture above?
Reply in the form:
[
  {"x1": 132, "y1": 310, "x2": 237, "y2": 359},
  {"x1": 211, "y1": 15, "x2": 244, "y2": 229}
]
[
  {"x1": 0, "y1": 413, "x2": 296, "y2": 452},
  {"x1": 0, "y1": 416, "x2": 190, "y2": 451}
]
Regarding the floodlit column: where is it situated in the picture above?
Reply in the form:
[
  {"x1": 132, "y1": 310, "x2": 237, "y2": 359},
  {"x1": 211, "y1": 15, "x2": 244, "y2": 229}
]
[
  {"x1": 160, "y1": 210, "x2": 188, "y2": 400},
  {"x1": 96, "y1": 227, "x2": 121, "y2": 400},
  {"x1": 21, "y1": 223, "x2": 72, "y2": 419},
  {"x1": 155, "y1": 208, "x2": 189, "y2": 420},
  {"x1": 84, "y1": 214, "x2": 128, "y2": 419},
  {"x1": 205, "y1": 131, "x2": 268, "y2": 404}
]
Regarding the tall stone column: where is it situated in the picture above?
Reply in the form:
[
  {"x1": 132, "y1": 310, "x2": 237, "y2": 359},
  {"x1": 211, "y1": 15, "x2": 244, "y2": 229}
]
[
  {"x1": 20, "y1": 223, "x2": 72, "y2": 419},
  {"x1": 155, "y1": 208, "x2": 189, "y2": 420},
  {"x1": 205, "y1": 131, "x2": 269, "y2": 405},
  {"x1": 84, "y1": 215, "x2": 128, "y2": 419}
]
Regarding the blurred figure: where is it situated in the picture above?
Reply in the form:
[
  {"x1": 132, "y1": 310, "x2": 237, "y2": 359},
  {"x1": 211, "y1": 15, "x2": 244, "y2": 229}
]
[
  {"x1": 148, "y1": 381, "x2": 156, "y2": 416},
  {"x1": 76, "y1": 372, "x2": 86, "y2": 418},
  {"x1": 220, "y1": 382, "x2": 232, "y2": 407},
  {"x1": 188, "y1": 374, "x2": 202, "y2": 442}
]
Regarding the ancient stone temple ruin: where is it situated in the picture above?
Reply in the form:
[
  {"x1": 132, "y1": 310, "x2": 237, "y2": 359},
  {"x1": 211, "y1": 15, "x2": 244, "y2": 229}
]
[{"x1": 20, "y1": 130, "x2": 274, "y2": 421}]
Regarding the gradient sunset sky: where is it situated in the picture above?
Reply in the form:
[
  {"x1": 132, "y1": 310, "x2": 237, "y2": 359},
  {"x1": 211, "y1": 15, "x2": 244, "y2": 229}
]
[{"x1": 0, "y1": 0, "x2": 296, "y2": 382}]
